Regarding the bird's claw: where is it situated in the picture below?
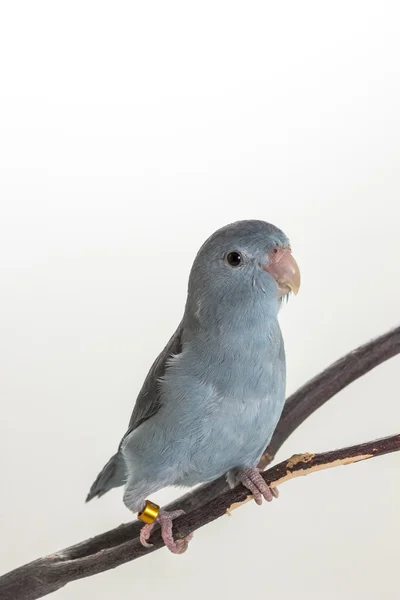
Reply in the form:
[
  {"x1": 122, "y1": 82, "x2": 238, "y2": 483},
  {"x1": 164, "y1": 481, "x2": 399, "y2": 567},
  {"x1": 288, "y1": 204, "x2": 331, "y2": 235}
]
[
  {"x1": 140, "y1": 509, "x2": 193, "y2": 554},
  {"x1": 238, "y1": 467, "x2": 278, "y2": 505}
]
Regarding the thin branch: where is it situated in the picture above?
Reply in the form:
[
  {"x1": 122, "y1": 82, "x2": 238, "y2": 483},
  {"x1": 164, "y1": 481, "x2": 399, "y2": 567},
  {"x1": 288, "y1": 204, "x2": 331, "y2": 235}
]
[
  {"x1": 1, "y1": 434, "x2": 399, "y2": 600},
  {"x1": 1, "y1": 325, "x2": 399, "y2": 600}
]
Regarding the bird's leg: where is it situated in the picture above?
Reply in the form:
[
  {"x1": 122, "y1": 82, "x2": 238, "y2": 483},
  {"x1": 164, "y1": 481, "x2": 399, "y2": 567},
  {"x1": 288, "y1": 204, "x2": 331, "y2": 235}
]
[
  {"x1": 237, "y1": 467, "x2": 278, "y2": 505},
  {"x1": 139, "y1": 507, "x2": 194, "y2": 554}
]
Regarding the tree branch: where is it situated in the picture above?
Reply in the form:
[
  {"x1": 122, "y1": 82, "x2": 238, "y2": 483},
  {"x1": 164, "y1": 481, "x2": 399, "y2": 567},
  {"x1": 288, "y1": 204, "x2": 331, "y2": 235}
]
[
  {"x1": 1, "y1": 434, "x2": 399, "y2": 600},
  {"x1": 1, "y1": 326, "x2": 399, "y2": 600}
]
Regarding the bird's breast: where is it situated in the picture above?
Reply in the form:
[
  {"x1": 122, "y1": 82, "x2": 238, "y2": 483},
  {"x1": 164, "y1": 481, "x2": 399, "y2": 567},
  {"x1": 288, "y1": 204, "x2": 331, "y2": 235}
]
[{"x1": 159, "y1": 323, "x2": 286, "y2": 470}]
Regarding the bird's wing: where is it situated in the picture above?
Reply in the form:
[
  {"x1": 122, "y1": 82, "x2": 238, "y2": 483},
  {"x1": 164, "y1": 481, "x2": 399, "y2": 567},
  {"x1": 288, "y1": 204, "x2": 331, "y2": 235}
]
[{"x1": 119, "y1": 321, "x2": 183, "y2": 446}]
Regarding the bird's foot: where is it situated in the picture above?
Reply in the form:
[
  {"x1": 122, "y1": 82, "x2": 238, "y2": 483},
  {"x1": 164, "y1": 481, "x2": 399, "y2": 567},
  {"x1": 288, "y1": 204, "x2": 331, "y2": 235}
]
[
  {"x1": 237, "y1": 467, "x2": 278, "y2": 505},
  {"x1": 140, "y1": 509, "x2": 193, "y2": 554}
]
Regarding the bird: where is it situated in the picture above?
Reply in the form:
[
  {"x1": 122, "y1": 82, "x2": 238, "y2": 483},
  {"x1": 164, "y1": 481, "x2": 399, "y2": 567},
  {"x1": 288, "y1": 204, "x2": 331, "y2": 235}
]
[{"x1": 86, "y1": 219, "x2": 300, "y2": 553}]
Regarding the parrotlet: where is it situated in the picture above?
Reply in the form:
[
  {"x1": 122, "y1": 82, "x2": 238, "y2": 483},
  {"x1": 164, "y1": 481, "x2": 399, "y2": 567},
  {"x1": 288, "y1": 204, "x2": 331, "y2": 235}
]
[{"x1": 87, "y1": 220, "x2": 300, "y2": 553}]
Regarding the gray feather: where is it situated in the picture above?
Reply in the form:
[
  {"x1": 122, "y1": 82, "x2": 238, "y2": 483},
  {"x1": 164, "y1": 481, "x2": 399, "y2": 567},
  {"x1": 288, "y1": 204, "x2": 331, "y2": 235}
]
[
  {"x1": 85, "y1": 452, "x2": 126, "y2": 501},
  {"x1": 86, "y1": 324, "x2": 183, "y2": 501},
  {"x1": 123, "y1": 323, "x2": 184, "y2": 439}
]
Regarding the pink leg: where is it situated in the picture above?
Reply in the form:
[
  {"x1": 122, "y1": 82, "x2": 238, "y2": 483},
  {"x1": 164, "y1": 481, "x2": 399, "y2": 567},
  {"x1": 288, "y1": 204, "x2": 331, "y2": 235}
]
[
  {"x1": 140, "y1": 509, "x2": 194, "y2": 554},
  {"x1": 237, "y1": 467, "x2": 278, "y2": 505}
]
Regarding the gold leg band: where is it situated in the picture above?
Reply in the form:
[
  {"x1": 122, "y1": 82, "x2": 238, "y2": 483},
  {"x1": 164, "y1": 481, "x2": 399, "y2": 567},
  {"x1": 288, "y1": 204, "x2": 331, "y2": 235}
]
[{"x1": 137, "y1": 499, "x2": 160, "y2": 524}]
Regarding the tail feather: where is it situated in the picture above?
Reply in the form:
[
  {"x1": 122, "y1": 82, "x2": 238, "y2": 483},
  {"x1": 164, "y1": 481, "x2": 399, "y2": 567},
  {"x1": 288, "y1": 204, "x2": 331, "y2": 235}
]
[{"x1": 86, "y1": 451, "x2": 126, "y2": 502}]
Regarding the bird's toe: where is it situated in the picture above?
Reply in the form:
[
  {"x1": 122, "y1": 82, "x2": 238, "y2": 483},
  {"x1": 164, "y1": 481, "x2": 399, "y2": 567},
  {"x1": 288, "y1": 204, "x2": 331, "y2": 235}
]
[{"x1": 238, "y1": 467, "x2": 276, "y2": 504}]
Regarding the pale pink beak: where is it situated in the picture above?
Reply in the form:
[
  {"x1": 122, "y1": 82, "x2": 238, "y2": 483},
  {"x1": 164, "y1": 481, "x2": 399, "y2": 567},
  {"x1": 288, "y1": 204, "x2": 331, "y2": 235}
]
[{"x1": 262, "y1": 247, "x2": 301, "y2": 297}]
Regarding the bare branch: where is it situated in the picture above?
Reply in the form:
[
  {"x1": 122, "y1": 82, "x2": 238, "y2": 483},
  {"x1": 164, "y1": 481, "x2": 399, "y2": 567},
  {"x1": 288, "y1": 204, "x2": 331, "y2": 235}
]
[
  {"x1": 0, "y1": 326, "x2": 399, "y2": 600},
  {"x1": 1, "y1": 434, "x2": 399, "y2": 600}
]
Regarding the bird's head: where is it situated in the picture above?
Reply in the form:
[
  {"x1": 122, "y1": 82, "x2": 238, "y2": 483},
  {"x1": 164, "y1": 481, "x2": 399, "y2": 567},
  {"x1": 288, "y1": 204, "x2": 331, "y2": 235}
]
[{"x1": 187, "y1": 220, "x2": 300, "y2": 320}]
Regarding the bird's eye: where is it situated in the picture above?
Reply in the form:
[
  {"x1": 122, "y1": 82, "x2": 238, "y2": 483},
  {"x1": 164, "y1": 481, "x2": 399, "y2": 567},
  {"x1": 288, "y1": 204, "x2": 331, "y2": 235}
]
[{"x1": 226, "y1": 251, "x2": 242, "y2": 267}]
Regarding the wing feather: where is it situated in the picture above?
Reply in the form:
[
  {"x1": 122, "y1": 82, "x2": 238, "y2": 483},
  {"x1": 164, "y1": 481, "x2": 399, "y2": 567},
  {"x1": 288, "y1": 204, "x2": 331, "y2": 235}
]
[{"x1": 119, "y1": 321, "x2": 183, "y2": 445}]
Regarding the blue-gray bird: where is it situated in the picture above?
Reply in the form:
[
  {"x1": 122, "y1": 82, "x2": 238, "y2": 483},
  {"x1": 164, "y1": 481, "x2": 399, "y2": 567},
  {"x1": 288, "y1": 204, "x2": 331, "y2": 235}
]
[{"x1": 87, "y1": 220, "x2": 300, "y2": 552}]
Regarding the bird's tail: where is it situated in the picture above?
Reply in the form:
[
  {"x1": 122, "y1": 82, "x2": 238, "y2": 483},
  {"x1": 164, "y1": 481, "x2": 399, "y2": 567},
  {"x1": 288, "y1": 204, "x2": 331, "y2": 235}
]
[{"x1": 86, "y1": 451, "x2": 126, "y2": 502}]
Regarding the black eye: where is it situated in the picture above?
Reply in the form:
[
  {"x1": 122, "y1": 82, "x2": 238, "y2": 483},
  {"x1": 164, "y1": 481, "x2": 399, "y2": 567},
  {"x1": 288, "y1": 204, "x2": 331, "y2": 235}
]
[{"x1": 226, "y1": 251, "x2": 242, "y2": 267}]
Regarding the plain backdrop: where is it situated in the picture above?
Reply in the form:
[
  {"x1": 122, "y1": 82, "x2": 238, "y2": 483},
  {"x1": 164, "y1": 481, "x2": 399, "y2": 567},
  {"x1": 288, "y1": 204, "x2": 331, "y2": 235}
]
[{"x1": 1, "y1": 2, "x2": 399, "y2": 599}]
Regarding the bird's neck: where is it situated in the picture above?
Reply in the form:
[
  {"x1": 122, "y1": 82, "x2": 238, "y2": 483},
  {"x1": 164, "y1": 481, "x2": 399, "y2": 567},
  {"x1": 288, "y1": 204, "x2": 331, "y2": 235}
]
[
  {"x1": 185, "y1": 284, "x2": 280, "y2": 326},
  {"x1": 183, "y1": 289, "x2": 282, "y2": 354}
]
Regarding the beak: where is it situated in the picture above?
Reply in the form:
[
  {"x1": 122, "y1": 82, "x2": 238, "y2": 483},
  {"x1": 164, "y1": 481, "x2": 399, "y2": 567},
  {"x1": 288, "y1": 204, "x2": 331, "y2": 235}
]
[{"x1": 262, "y1": 247, "x2": 301, "y2": 297}]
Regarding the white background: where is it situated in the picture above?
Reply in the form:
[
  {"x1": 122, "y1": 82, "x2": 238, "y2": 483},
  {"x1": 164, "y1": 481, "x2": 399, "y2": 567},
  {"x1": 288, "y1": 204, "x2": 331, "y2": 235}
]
[{"x1": 1, "y1": 1, "x2": 399, "y2": 599}]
